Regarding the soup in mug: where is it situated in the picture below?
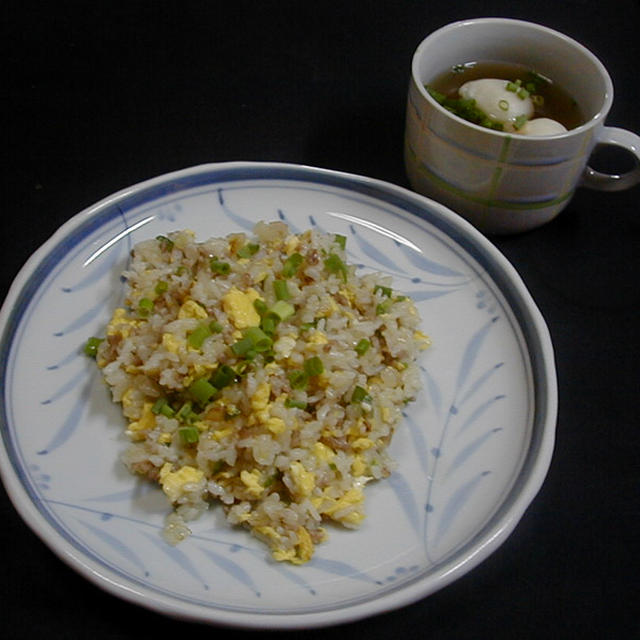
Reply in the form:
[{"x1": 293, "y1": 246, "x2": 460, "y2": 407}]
[{"x1": 427, "y1": 60, "x2": 585, "y2": 135}]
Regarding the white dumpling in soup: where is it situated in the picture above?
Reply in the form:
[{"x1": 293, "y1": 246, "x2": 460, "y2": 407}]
[{"x1": 459, "y1": 79, "x2": 534, "y2": 132}]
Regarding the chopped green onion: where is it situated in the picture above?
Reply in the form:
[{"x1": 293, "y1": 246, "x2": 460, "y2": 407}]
[
  {"x1": 303, "y1": 356, "x2": 324, "y2": 377},
  {"x1": 151, "y1": 397, "x2": 169, "y2": 415},
  {"x1": 154, "y1": 280, "x2": 169, "y2": 295},
  {"x1": 267, "y1": 300, "x2": 295, "y2": 322},
  {"x1": 176, "y1": 401, "x2": 194, "y2": 422},
  {"x1": 376, "y1": 299, "x2": 393, "y2": 315},
  {"x1": 282, "y1": 253, "x2": 304, "y2": 278},
  {"x1": 211, "y1": 364, "x2": 237, "y2": 389},
  {"x1": 288, "y1": 370, "x2": 309, "y2": 390},
  {"x1": 178, "y1": 426, "x2": 200, "y2": 444},
  {"x1": 374, "y1": 285, "x2": 392, "y2": 298},
  {"x1": 156, "y1": 235, "x2": 174, "y2": 251},
  {"x1": 187, "y1": 323, "x2": 211, "y2": 349},
  {"x1": 253, "y1": 298, "x2": 268, "y2": 316},
  {"x1": 260, "y1": 315, "x2": 277, "y2": 336},
  {"x1": 236, "y1": 243, "x2": 260, "y2": 258},
  {"x1": 517, "y1": 87, "x2": 529, "y2": 100},
  {"x1": 284, "y1": 398, "x2": 308, "y2": 410},
  {"x1": 231, "y1": 335, "x2": 255, "y2": 357},
  {"x1": 324, "y1": 253, "x2": 348, "y2": 281},
  {"x1": 498, "y1": 99, "x2": 509, "y2": 111},
  {"x1": 244, "y1": 326, "x2": 273, "y2": 352},
  {"x1": 300, "y1": 320, "x2": 317, "y2": 331},
  {"x1": 273, "y1": 279, "x2": 291, "y2": 301},
  {"x1": 514, "y1": 114, "x2": 529, "y2": 130},
  {"x1": 210, "y1": 259, "x2": 231, "y2": 275},
  {"x1": 426, "y1": 86, "x2": 505, "y2": 132},
  {"x1": 355, "y1": 338, "x2": 370, "y2": 356},
  {"x1": 234, "y1": 361, "x2": 250, "y2": 376},
  {"x1": 531, "y1": 94, "x2": 544, "y2": 106},
  {"x1": 83, "y1": 336, "x2": 103, "y2": 358},
  {"x1": 138, "y1": 297, "x2": 154, "y2": 316},
  {"x1": 334, "y1": 234, "x2": 347, "y2": 250},
  {"x1": 351, "y1": 385, "x2": 372, "y2": 404},
  {"x1": 209, "y1": 320, "x2": 223, "y2": 333},
  {"x1": 189, "y1": 378, "x2": 216, "y2": 405},
  {"x1": 151, "y1": 397, "x2": 176, "y2": 418},
  {"x1": 506, "y1": 80, "x2": 521, "y2": 93}
]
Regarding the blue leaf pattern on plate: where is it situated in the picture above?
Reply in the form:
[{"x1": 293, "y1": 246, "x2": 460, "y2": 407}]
[
  {"x1": 217, "y1": 188, "x2": 255, "y2": 231},
  {"x1": 403, "y1": 411, "x2": 430, "y2": 478},
  {"x1": 53, "y1": 294, "x2": 114, "y2": 337},
  {"x1": 197, "y1": 546, "x2": 262, "y2": 596},
  {"x1": 37, "y1": 378, "x2": 93, "y2": 455},
  {"x1": 61, "y1": 239, "x2": 123, "y2": 293},
  {"x1": 388, "y1": 471, "x2": 422, "y2": 535},
  {"x1": 310, "y1": 557, "x2": 381, "y2": 585},
  {"x1": 41, "y1": 368, "x2": 88, "y2": 405},
  {"x1": 445, "y1": 428, "x2": 503, "y2": 477},
  {"x1": 395, "y1": 241, "x2": 465, "y2": 278},
  {"x1": 434, "y1": 471, "x2": 491, "y2": 547},
  {"x1": 455, "y1": 317, "x2": 499, "y2": 393},
  {"x1": 46, "y1": 347, "x2": 82, "y2": 371},
  {"x1": 78, "y1": 518, "x2": 149, "y2": 576},
  {"x1": 141, "y1": 531, "x2": 210, "y2": 590},
  {"x1": 457, "y1": 362, "x2": 505, "y2": 408},
  {"x1": 455, "y1": 395, "x2": 506, "y2": 437},
  {"x1": 348, "y1": 224, "x2": 406, "y2": 273},
  {"x1": 421, "y1": 315, "x2": 505, "y2": 559}
]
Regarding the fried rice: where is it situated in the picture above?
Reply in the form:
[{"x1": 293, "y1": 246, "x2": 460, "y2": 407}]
[{"x1": 92, "y1": 221, "x2": 430, "y2": 564}]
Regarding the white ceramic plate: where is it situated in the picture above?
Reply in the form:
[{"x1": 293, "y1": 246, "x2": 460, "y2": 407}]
[{"x1": 0, "y1": 162, "x2": 556, "y2": 629}]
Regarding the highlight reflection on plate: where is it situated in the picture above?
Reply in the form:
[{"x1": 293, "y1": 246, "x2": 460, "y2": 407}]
[{"x1": 0, "y1": 162, "x2": 556, "y2": 629}]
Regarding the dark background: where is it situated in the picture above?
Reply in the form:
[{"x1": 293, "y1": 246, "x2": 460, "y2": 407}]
[{"x1": 3, "y1": 1, "x2": 639, "y2": 638}]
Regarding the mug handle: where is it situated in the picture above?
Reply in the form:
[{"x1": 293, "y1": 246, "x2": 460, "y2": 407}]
[{"x1": 581, "y1": 126, "x2": 640, "y2": 191}]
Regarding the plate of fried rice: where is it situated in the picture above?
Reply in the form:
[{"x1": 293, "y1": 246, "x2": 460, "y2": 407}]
[{"x1": 0, "y1": 162, "x2": 556, "y2": 628}]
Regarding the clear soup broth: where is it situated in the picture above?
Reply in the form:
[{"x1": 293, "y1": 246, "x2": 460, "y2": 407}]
[{"x1": 428, "y1": 60, "x2": 585, "y2": 131}]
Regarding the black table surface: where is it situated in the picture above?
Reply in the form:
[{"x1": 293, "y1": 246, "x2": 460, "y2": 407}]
[{"x1": 3, "y1": 2, "x2": 639, "y2": 638}]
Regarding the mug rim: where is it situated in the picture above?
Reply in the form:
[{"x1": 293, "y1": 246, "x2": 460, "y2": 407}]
[{"x1": 411, "y1": 17, "x2": 614, "y2": 140}]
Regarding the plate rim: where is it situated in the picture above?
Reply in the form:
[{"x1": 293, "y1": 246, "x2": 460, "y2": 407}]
[{"x1": 0, "y1": 161, "x2": 557, "y2": 629}]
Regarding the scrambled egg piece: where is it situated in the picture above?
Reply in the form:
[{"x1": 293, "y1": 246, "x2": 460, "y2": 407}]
[
  {"x1": 351, "y1": 437, "x2": 375, "y2": 451},
  {"x1": 313, "y1": 442, "x2": 335, "y2": 463},
  {"x1": 251, "y1": 382, "x2": 271, "y2": 411},
  {"x1": 178, "y1": 299, "x2": 208, "y2": 319},
  {"x1": 265, "y1": 416, "x2": 286, "y2": 435},
  {"x1": 240, "y1": 470, "x2": 265, "y2": 497},
  {"x1": 351, "y1": 455, "x2": 367, "y2": 476},
  {"x1": 289, "y1": 462, "x2": 315, "y2": 497},
  {"x1": 159, "y1": 464, "x2": 204, "y2": 503},
  {"x1": 106, "y1": 308, "x2": 139, "y2": 339},
  {"x1": 222, "y1": 287, "x2": 261, "y2": 329},
  {"x1": 307, "y1": 330, "x2": 328, "y2": 347},
  {"x1": 284, "y1": 234, "x2": 300, "y2": 255},
  {"x1": 162, "y1": 332, "x2": 185, "y2": 354},
  {"x1": 126, "y1": 401, "x2": 156, "y2": 435},
  {"x1": 314, "y1": 487, "x2": 365, "y2": 526},
  {"x1": 272, "y1": 526, "x2": 314, "y2": 564}
]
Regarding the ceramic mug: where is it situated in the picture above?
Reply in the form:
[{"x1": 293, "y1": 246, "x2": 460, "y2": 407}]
[{"x1": 404, "y1": 18, "x2": 640, "y2": 234}]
